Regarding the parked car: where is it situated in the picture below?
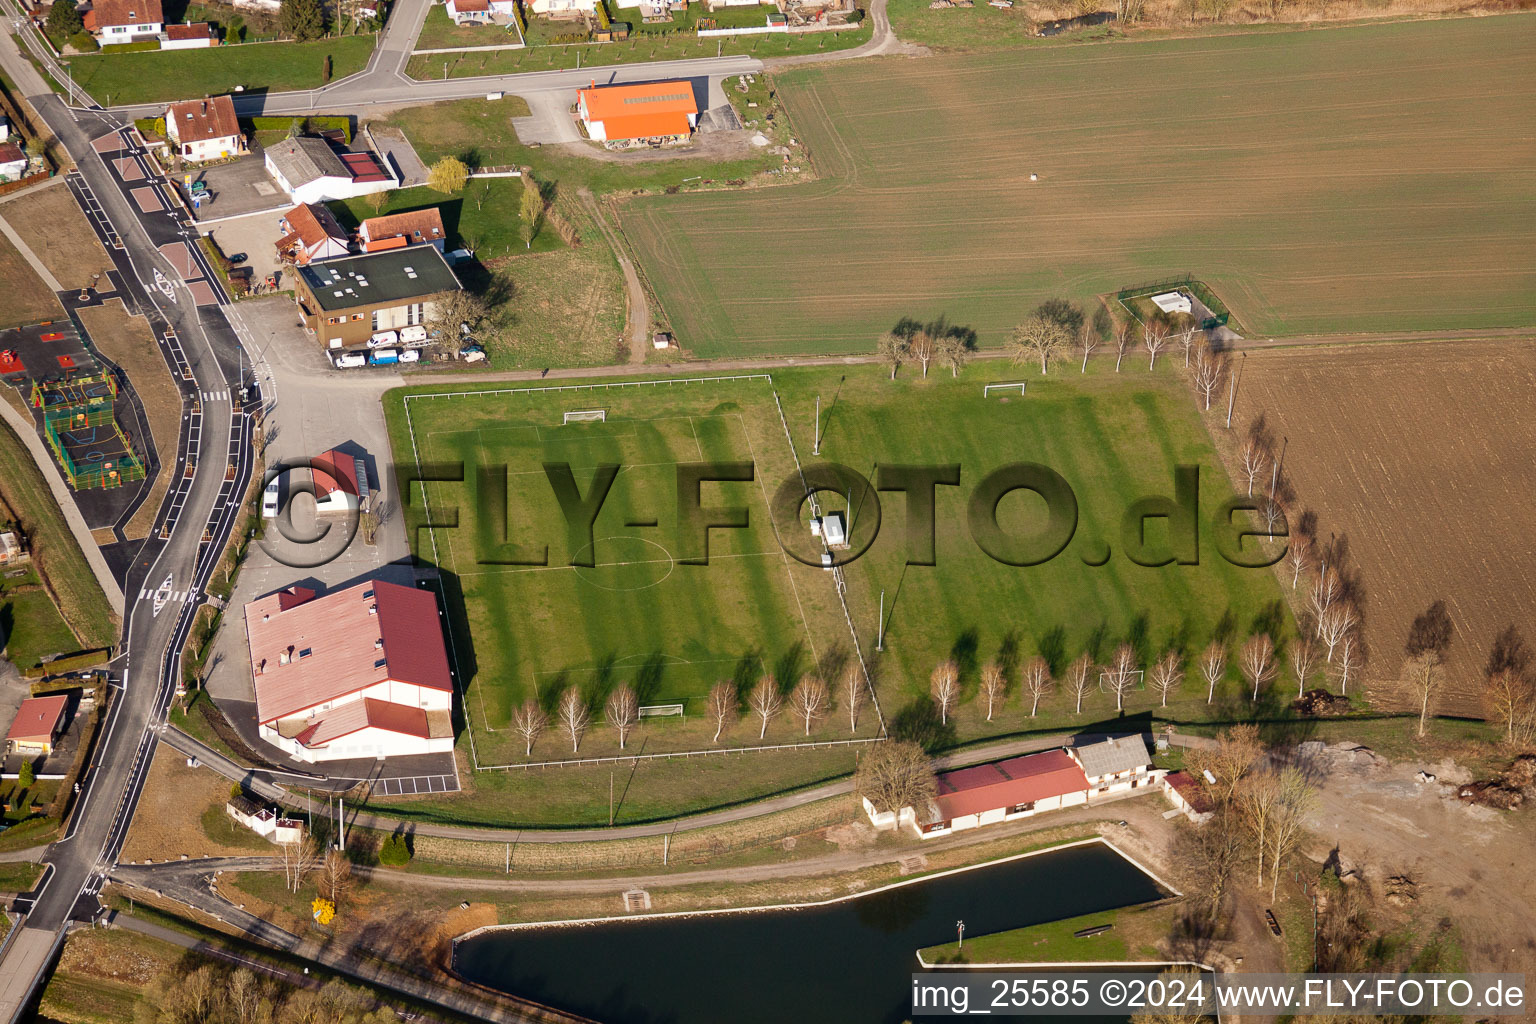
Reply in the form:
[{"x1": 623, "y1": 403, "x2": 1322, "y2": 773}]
[
  {"x1": 332, "y1": 351, "x2": 367, "y2": 369},
  {"x1": 369, "y1": 347, "x2": 400, "y2": 366},
  {"x1": 399, "y1": 326, "x2": 428, "y2": 346},
  {"x1": 398, "y1": 348, "x2": 420, "y2": 363},
  {"x1": 261, "y1": 478, "x2": 280, "y2": 518},
  {"x1": 368, "y1": 330, "x2": 399, "y2": 348},
  {"x1": 446, "y1": 248, "x2": 473, "y2": 265},
  {"x1": 227, "y1": 252, "x2": 247, "y2": 265}
]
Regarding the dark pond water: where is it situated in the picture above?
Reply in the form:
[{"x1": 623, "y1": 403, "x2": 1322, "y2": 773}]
[{"x1": 454, "y1": 841, "x2": 1163, "y2": 1024}]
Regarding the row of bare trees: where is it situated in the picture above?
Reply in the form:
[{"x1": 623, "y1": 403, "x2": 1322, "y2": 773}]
[
  {"x1": 508, "y1": 664, "x2": 875, "y2": 757},
  {"x1": 1006, "y1": 299, "x2": 1206, "y2": 377},
  {"x1": 137, "y1": 961, "x2": 400, "y2": 1024},
  {"x1": 876, "y1": 316, "x2": 977, "y2": 379}
]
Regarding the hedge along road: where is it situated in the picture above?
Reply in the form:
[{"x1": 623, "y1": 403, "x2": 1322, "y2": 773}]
[{"x1": 161, "y1": 724, "x2": 1211, "y2": 843}]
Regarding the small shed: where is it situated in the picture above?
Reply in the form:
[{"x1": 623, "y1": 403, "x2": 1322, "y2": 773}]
[
  {"x1": 820, "y1": 510, "x2": 847, "y2": 547},
  {"x1": 5, "y1": 695, "x2": 68, "y2": 755},
  {"x1": 1150, "y1": 291, "x2": 1192, "y2": 315}
]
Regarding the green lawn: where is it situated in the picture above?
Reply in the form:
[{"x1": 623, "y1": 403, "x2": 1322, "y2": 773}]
[
  {"x1": 67, "y1": 35, "x2": 377, "y2": 106},
  {"x1": 406, "y1": 17, "x2": 869, "y2": 78},
  {"x1": 1, "y1": 579, "x2": 80, "y2": 671},
  {"x1": 0, "y1": 861, "x2": 44, "y2": 893},
  {"x1": 328, "y1": 181, "x2": 562, "y2": 261},
  {"x1": 0, "y1": 420, "x2": 116, "y2": 651},
  {"x1": 1, "y1": 777, "x2": 60, "y2": 823},
  {"x1": 620, "y1": 15, "x2": 1536, "y2": 355},
  {"x1": 920, "y1": 902, "x2": 1180, "y2": 964},
  {"x1": 414, "y1": 3, "x2": 525, "y2": 49}
]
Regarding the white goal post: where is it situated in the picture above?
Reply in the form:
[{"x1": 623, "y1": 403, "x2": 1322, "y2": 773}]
[
  {"x1": 1098, "y1": 669, "x2": 1146, "y2": 690},
  {"x1": 563, "y1": 409, "x2": 607, "y2": 423},
  {"x1": 983, "y1": 381, "x2": 1028, "y2": 397},
  {"x1": 639, "y1": 703, "x2": 685, "y2": 718}
]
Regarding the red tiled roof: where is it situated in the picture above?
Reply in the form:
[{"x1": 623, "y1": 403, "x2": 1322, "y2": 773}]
[
  {"x1": 88, "y1": 0, "x2": 163, "y2": 29},
  {"x1": 247, "y1": 580, "x2": 451, "y2": 724},
  {"x1": 293, "y1": 697, "x2": 430, "y2": 748},
  {"x1": 165, "y1": 22, "x2": 212, "y2": 39},
  {"x1": 166, "y1": 95, "x2": 239, "y2": 143},
  {"x1": 311, "y1": 448, "x2": 360, "y2": 501},
  {"x1": 277, "y1": 586, "x2": 315, "y2": 611},
  {"x1": 1166, "y1": 771, "x2": 1215, "y2": 813},
  {"x1": 5, "y1": 695, "x2": 67, "y2": 745},
  {"x1": 933, "y1": 748, "x2": 1089, "y2": 821},
  {"x1": 360, "y1": 208, "x2": 445, "y2": 247},
  {"x1": 0, "y1": 142, "x2": 26, "y2": 165},
  {"x1": 451, "y1": 0, "x2": 490, "y2": 11},
  {"x1": 279, "y1": 203, "x2": 347, "y2": 249}
]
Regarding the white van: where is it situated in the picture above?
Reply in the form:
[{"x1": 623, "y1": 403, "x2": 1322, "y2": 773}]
[
  {"x1": 261, "y1": 478, "x2": 280, "y2": 518},
  {"x1": 368, "y1": 330, "x2": 399, "y2": 348},
  {"x1": 398, "y1": 349, "x2": 420, "y2": 363},
  {"x1": 333, "y1": 351, "x2": 367, "y2": 369},
  {"x1": 399, "y1": 326, "x2": 428, "y2": 346}
]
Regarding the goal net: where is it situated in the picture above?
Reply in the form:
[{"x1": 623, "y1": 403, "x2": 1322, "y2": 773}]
[
  {"x1": 1098, "y1": 669, "x2": 1145, "y2": 691},
  {"x1": 983, "y1": 381, "x2": 1028, "y2": 397},
  {"x1": 639, "y1": 703, "x2": 684, "y2": 718},
  {"x1": 563, "y1": 409, "x2": 607, "y2": 424}
]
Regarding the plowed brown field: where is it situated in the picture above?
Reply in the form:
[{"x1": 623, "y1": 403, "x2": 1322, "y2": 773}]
[{"x1": 1227, "y1": 339, "x2": 1536, "y2": 714}]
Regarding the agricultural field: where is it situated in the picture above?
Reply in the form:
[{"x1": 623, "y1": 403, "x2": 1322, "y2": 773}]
[
  {"x1": 620, "y1": 15, "x2": 1536, "y2": 357},
  {"x1": 386, "y1": 362, "x2": 1295, "y2": 774},
  {"x1": 1224, "y1": 339, "x2": 1536, "y2": 716}
]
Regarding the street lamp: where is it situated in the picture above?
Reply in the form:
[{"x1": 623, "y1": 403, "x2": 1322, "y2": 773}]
[{"x1": 956, "y1": 919, "x2": 965, "y2": 951}]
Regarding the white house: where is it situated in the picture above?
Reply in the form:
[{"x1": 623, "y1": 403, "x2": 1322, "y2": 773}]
[
  {"x1": 0, "y1": 142, "x2": 27, "y2": 182},
  {"x1": 82, "y1": 0, "x2": 164, "y2": 44},
  {"x1": 0, "y1": 114, "x2": 10, "y2": 143},
  {"x1": 245, "y1": 580, "x2": 454, "y2": 763},
  {"x1": 527, "y1": 0, "x2": 597, "y2": 14},
  {"x1": 1163, "y1": 771, "x2": 1214, "y2": 824},
  {"x1": 1068, "y1": 734, "x2": 1154, "y2": 796},
  {"x1": 265, "y1": 136, "x2": 394, "y2": 205},
  {"x1": 164, "y1": 96, "x2": 245, "y2": 164},
  {"x1": 865, "y1": 748, "x2": 1093, "y2": 841},
  {"x1": 359, "y1": 207, "x2": 447, "y2": 254},
  {"x1": 446, "y1": 0, "x2": 517, "y2": 22},
  {"x1": 161, "y1": 21, "x2": 216, "y2": 47},
  {"x1": 276, "y1": 203, "x2": 351, "y2": 266}
]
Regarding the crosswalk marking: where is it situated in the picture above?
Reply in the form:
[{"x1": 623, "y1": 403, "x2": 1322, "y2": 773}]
[{"x1": 201, "y1": 389, "x2": 230, "y2": 401}]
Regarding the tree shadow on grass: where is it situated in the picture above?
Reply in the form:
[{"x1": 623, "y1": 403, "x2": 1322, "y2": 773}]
[{"x1": 890, "y1": 695, "x2": 956, "y2": 753}]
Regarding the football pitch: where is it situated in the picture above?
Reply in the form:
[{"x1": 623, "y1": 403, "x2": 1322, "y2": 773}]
[
  {"x1": 388, "y1": 365, "x2": 1291, "y2": 765},
  {"x1": 620, "y1": 15, "x2": 1536, "y2": 355}
]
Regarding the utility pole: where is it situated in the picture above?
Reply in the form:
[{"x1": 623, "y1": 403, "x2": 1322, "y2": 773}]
[
  {"x1": 813, "y1": 395, "x2": 820, "y2": 455},
  {"x1": 1225, "y1": 352, "x2": 1244, "y2": 429},
  {"x1": 877, "y1": 590, "x2": 885, "y2": 651},
  {"x1": 609, "y1": 770, "x2": 614, "y2": 826}
]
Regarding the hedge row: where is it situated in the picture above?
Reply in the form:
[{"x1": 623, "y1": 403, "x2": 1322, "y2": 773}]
[
  {"x1": 100, "y1": 39, "x2": 161, "y2": 53},
  {"x1": 23, "y1": 648, "x2": 112, "y2": 680},
  {"x1": 244, "y1": 115, "x2": 352, "y2": 143}
]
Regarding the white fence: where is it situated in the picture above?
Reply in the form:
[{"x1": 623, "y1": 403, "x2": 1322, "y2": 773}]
[{"x1": 697, "y1": 24, "x2": 788, "y2": 36}]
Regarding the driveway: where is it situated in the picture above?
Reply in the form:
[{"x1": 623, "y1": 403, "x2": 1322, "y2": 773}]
[
  {"x1": 512, "y1": 90, "x2": 580, "y2": 145},
  {"x1": 201, "y1": 210, "x2": 286, "y2": 294},
  {"x1": 189, "y1": 154, "x2": 288, "y2": 223}
]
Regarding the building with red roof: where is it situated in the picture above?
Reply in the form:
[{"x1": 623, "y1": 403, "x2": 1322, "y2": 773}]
[
  {"x1": 82, "y1": 0, "x2": 163, "y2": 44},
  {"x1": 276, "y1": 203, "x2": 351, "y2": 266},
  {"x1": 5, "y1": 695, "x2": 68, "y2": 756},
  {"x1": 577, "y1": 80, "x2": 698, "y2": 146},
  {"x1": 164, "y1": 95, "x2": 244, "y2": 163},
  {"x1": 1162, "y1": 771, "x2": 1214, "y2": 824},
  {"x1": 245, "y1": 580, "x2": 453, "y2": 762}
]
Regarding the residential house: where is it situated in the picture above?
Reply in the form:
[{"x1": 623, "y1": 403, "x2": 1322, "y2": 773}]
[
  {"x1": 245, "y1": 580, "x2": 455, "y2": 763},
  {"x1": 5, "y1": 695, "x2": 68, "y2": 756},
  {"x1": 358, "y1": 207, "x2": 446, "y2": 254},
  {"x1": 445, "y1": 0, "x2": 516, "y2": 22},
  {"x1": 1068, "y1": 734, "x2": 1153, "y2": 797},
  {"x1": 265, "y1": 135, "x2": 393, "y2": 205},
  {"x1": 1163, "y1": 771, "x2": 1214, "y2": 824},
  {"x1": 81, "y1": 0, "x2": 164, "y2": 44},
  {"x1": 0, "y1": 142, "x2": 28, "y2": 182},
  {"x1": 577, "y1": 80, "x2": 698, "y2": 145},
  {"x1": 292, "y1": 246, "x2": 460, "y2": 349},
  {"x1": 527, "y1": 0, "x2": 598, "y2": 13},
  {"x1": 161, "y1": 21, "x2": 216, "y2": 47},
  {"x1": 225, "y1": 793, "x2": 278, "y2": 836},
  {"x1": 164, "y1": 96, "x2": 245, "y2": 163},
  {"x1": 276, "y1": 203, "x2": 351, "y2": 266}
]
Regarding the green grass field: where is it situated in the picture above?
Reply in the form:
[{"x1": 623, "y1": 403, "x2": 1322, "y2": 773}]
[
  {"x1": 1, "y1": 576, "x2": 80, "y2": 671},
  {"x1": 68, "y1": 35, "x2": 376, "y2": 106},
  {"x1": 386, "y1": 364, "x2": 1295, "y2": 771},
  {"x1": 328, "y1": 181, "x2": 563, "y2": 261},
  {"x1": 620, "y1": 15, "x2": 1536, "y2": 356}
]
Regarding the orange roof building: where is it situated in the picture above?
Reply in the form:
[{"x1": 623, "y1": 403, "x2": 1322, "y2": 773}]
[
  {"x1": 245, "y1": 580, "x2": 454, "y2": 763},
  {"x1": 276, "y1": 203, "x2": 350, "y2": 266},
  {"x1": 5, "y1": 695, "x2": 68, "y2": 755},
  {"x1": 577, "y1": 80, "x2": 698, "y2": 145},
  {"x1": 164, "y1": 95, "x2": 245, "y2": 163},
  {"x1": 359, "y1": 207, "x2": 446, "y2": 253}
]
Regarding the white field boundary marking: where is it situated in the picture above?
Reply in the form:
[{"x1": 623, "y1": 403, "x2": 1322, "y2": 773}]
[{"x1": 402, "y1": 374, "x2": 784, "y2": 771}]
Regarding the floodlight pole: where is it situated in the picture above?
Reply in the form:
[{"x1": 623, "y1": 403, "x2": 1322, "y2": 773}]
[
  {"x1": 813, "y1": 395, "x2": 820, "y2": 455},
  {"x1": 956, "y1": 919, "x2": 965, "y2": 950},
  {"x1": 877, "y1": 590, "x2": 884, "y2": 651}
]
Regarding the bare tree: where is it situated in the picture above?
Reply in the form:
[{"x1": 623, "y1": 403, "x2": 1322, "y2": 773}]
[
  {"x1": 511, "y1": 699, "x2": 547, "y2": 756},
  {"x1": 1239, "y1": 769, "x2": 1281, "y2": 886},
  {"x1": 910, "y1": 328, "x2": 935, "y2": 378},
  {"x1": 1078, "y1": 321, "x2": 1099, "y2": 373},
  {"x1": 1066, "y1": 653, "x2": 1094, "y2": 714},
  {"x1": 1335, "y1": 631, "x2": 1360, "y2": 695},
  {"x1": 1175, "y1": 319, "x2": 1199, "y2": 367},
  {"x1": 605, "y1": 684, "x2": 639, "y2": 750},
  {"x1": 1113, "y1": 318, "x2": 1133, "y2": 372},
  {"x1": 1405, "y1": 599, "x2": 1454, "y2": 737},
  {"x1": 854, "y1": 741, "x2": 935, "y2": 821},
  {"x1": 876, "y1": 331, "x2": 909, "y2": 380},
  {"x1": 1022, "y1": 656, "x2": 1053, "y2": 716},
  {"x1": 1191, "y1": 343, "x2": 1223, "y2": 410},
  {"x1": 841, "y1": 661, "x2": 867, "y2": 733},
  {"x1": 1268, "y1": 768, "x2": 1317, "y2": 900},
  {"x1": 1238, "y1": 435, "x2": 1268, "y2": 497},
  {"x1": 1102, "y1": 643, "x2": 1139, "y2": 712},
  {"x1": 936, "y1": 330, "x2": 971, "y2": 378},
  {"x1": 1285, "y1": 533, "x2": 1313, "y2": 590},
  {"x1": 281, "y1": 833, "x2": 318, "y2": 893},
  {"x1": 557, "y1": 687, "x2": 590, "y2": 753},
  {"x1": 1308, "y1": 567, "x2": 1342, "y2": 632},
  {"x1": 1199, "y1": 641, "x2": 1227, "y2": 704},
  {"x1": 1148, "y1": 650, "x2": 1182, "y2": 707},
  {"x1": 979, "y1": 660, "x2": 1008, "y2": 722},
  {"x1": 930, "y1": 659, "x2": 961, "y2": 725},
  {"x1": 788, "y1": 675, "x2": 830, "y2": 735},
  {"x1": 319, "y1": 848, "x2": 353, "y2": 905},
  {"x1": 1186, "y1": 723, "x2": 1262, "y2": 806},
  {"x1": 1142, "y1": 319, "x2": 1170, "y2": 369},
  {"x1": 1239, "y1": 633, "x2": 1275, "y2": 702},
  {"x1": 1012, "y1": 314, "x2": 1068, "y2": 375},
  {"x1": 748, "y1": 675, "x2": 783, "y2": 739},
  {"x1": 1290, "y1": 635, "x2": 1318, "y2": 697},
  {"x1": 706, "y1": 681, "x2": 737, "y2": 743},
  {"x1": 1318, "y1": 601, "x2": 1356, "y2": 662},
  {"x1": 1485, "y1": 668, "x2": 1536, "y2": 746}
]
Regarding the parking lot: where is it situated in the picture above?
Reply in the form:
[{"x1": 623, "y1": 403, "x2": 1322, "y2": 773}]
[{"x1": 189, "y1": 154, "x2": 288, "y2": 223}]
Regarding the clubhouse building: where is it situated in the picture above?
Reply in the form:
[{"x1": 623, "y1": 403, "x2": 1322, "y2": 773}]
[{"x1": 245, "y1": 580, "x2": 454, "y2": 762}]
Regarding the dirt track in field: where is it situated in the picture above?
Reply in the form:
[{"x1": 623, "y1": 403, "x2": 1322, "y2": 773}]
[{"x1": 1227, "y1": 339, "x2": 1536, "y2": 714}]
